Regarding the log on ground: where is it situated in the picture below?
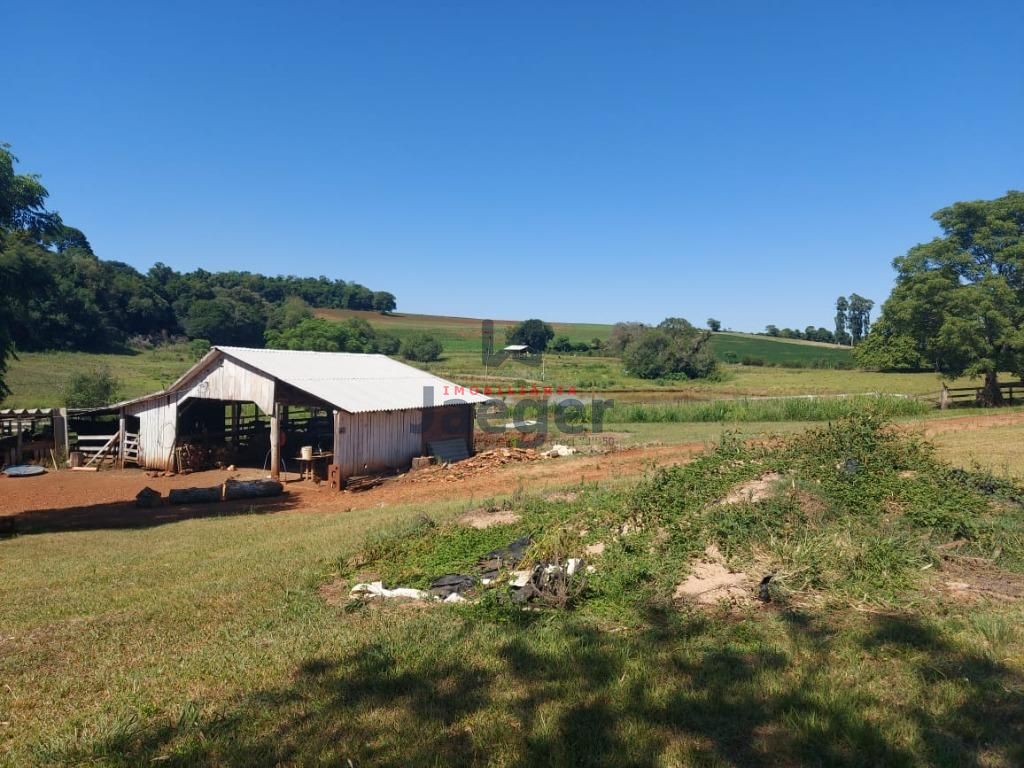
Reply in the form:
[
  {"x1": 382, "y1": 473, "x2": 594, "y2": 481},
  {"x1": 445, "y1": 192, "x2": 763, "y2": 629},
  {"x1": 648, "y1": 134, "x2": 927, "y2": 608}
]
[
  {"x1": 222, "y1": 479, "x2": 284, "y2": 501},
  {"x1": 168, "y1": 486, "x2": 223, "y2": 505}
]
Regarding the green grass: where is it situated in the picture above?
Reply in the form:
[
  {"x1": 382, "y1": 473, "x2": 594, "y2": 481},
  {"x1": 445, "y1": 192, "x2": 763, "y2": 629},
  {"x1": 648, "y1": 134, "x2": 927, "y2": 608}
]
[
  {"x1": 1, "y1": 345, "x2": 198, "y2": 408},
  {"x1": 601, "y1": 395, "x2": 929, "y2": 423},
  {"x1": 318, "y1": 309, "x2": 855, "y2": 368},
  {"x1": 3, "y1": 418, "x2": 1023, "y2": 765},
  {"x1": 710, "y1": 331, "x2": 853, "y2": 367}
]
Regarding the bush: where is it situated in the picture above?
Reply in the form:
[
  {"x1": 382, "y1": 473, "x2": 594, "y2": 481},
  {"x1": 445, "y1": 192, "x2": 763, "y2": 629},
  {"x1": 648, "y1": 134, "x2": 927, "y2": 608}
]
[
  {"x1": 401, "y1": 332, "x2": 443, "y2": 362},
  {"x1": 623, "y1": 319, "x2": 717, "y2": 380},
  {"x1": 188, "y1": 338, "x2": 211, "y2": 360},
  {"x1": 63, "y1": 366, "x2": 121, "y2": 408}
]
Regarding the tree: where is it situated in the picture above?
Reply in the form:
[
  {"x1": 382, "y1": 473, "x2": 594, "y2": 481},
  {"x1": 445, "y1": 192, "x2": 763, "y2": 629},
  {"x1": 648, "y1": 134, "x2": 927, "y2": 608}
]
[
  {"x1": 856, "y1": 191, "x2": 1024, "y2": 404},
  {"x1": 63, "y1": 366, "x2": 121, "y2": 408},
  {"x1": 606, "y1": 322, "x2": 646, "y2": 355},
  {"x1": 835, "y1": 296, "x2": 849, "y2": 345},
  {"x1": 183, "y1": 289, "x2": 268, "y2": 347},
  {"x1": 765, "y1": 325, "x2": 780, "y2": 337},
  {"x1": 372, "y1": 291, "x2": 397, "y2": 314},
  {"x1": 551, "y1": 335, "x2": 574, "y2": 353},
  {"x1": 401, "y1": 332, "x2": 443, "y2": 362},
  {"x1": 847, "y1": 293, "x2": 874, "y2": 345},
  {"x1": 506, "y1": 318, "x2": 555, "y2": 352},
  {"x1": 707, "y1": 318, "x2": 722, "y2": 332},
  {"x1": 623, "y1": 317, "x2": 717, "y2": 380},
  {"x1": 268, "y1": 296, "x2": 314, "y2": 331}
]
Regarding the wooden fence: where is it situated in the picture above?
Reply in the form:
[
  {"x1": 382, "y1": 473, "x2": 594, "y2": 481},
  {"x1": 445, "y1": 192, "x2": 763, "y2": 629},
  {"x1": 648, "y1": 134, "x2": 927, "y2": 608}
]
[{"x1": 940, "y1": 381, "x2": 1020, "y2": 408}]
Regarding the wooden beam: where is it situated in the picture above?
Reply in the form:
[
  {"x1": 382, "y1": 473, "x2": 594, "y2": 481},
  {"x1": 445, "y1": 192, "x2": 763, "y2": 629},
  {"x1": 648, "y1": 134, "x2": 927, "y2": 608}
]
[
  {"x1": 118, "y1": 411, "x2": 127, "y2": 470},
  {"x1": 84, "y1": 430, "x2": 121, "y2": 468},
  {"x1": 270, "y1": 403, "x2": 281, "y2": 480}
]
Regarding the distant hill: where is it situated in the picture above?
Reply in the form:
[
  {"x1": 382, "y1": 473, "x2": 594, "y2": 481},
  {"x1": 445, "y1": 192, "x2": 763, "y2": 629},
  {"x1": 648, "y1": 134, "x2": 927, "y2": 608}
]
[{"x1": 315, "y1": 309, "x2": 853, "y2": 367}]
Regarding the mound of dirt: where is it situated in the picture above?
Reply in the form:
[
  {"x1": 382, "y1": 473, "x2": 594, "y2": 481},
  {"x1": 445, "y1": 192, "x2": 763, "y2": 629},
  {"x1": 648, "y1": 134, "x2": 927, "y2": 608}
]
[
  {"x1": 718, "y1": 472, "x2": 782, "y2": 505},
  {"x1": 674, "y1": 544, "x2": 754, "y2": 606}
]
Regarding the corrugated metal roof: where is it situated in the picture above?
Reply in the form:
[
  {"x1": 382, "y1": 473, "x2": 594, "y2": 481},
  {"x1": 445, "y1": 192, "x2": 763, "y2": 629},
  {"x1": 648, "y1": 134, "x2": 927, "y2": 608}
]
[
  {"x1": 0, "y1": 407, "x2": 56, "y2": 417},
  {"x1": 502, "y1": 344, "x2": 530, "y2": 351},
  {"x1": 216, "y1": 346, "x2": 491, "y2": 413}
]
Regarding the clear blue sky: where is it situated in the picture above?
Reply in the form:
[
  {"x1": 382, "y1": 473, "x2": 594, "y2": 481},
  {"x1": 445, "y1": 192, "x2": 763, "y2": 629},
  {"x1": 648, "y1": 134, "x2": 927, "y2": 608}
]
[{"x1": 5, "y1": 1, "x2": 1022, "y2": 330}]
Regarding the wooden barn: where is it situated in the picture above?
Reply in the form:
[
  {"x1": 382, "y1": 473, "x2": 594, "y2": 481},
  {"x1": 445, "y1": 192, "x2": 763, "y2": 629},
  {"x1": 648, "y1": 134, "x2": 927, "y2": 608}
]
[{"x1": 93, "y1": 346, "x2": 488, "y2": 480}]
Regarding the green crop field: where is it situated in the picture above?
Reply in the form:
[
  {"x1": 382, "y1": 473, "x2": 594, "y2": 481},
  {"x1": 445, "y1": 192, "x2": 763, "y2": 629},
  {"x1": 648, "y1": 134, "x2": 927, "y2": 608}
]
[
  {"x1": 709, "y1": 331, "x2": 853, "y2": 367},
  {"x1": 316, "y1": 309, "x2": 854, "y2": 366}
]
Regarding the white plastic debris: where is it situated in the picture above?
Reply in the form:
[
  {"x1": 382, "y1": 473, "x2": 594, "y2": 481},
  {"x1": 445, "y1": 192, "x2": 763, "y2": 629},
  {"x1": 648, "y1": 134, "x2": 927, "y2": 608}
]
[
  {"x1": 443, "y1": 592, "x2": 467, "y2": 603},
  {"x1": 544, "y1": 444, "x2": 576, "y2": 458},
  {"x1": 350, "y1": 581, "x2": 430, "y2": 600},
  {"x1": 509, "y1": 570, "x2": 532, "y2": 588}
]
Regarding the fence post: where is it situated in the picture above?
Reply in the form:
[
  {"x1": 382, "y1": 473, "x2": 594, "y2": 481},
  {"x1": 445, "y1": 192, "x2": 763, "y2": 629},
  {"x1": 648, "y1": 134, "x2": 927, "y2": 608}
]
[{"x1": 940, "y1": 384, "x2": 949, "y2": 410}]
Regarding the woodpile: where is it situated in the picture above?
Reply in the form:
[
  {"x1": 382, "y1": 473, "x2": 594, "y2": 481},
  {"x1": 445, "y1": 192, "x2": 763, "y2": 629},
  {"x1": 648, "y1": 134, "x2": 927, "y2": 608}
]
[{"x1": 408, "y1": 447, "x2": 541, "y2": 482}]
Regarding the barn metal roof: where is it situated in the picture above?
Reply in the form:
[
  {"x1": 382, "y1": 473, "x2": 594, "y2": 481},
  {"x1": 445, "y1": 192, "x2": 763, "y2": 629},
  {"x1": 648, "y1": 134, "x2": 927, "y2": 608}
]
[
  {"x1": 0, "y1": 407, "x2": 57, "y2": 418},
  {"x1": 216, "y1": 346, "x2": 490, "y2": 414}
]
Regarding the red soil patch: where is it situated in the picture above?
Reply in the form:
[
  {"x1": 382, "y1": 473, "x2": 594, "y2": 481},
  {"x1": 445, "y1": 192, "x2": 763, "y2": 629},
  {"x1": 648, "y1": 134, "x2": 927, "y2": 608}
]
[{"x1": 0, "y1": 444, "x2": 703, "y2": 534}]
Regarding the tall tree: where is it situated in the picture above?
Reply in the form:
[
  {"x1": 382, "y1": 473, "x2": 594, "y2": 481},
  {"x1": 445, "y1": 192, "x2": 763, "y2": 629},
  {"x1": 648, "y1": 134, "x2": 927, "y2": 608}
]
[
  {"x1": 835, "y1": 296, "x2": 849, "y2": 345},
  {"x1": 847, "y1": 293, "x2": 874, "y2": 344},
  {"x1": 856, "y1": 191, "x2": 1024, "y2": 404}
]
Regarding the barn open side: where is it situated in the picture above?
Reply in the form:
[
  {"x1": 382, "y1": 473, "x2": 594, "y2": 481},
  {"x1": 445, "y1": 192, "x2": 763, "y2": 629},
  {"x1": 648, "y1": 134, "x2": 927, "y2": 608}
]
[{"x1": 90, "y1": 346, "x2": 489, "y2": 483}]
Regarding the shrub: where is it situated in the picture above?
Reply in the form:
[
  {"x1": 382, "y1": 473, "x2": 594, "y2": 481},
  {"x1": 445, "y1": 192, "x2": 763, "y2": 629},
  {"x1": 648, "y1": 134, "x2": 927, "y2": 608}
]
[
  {"x1": 63, "y1": 366, "x2": 121, "y2": 408},
  {"x1": 401, "y1": 332, "x2": 443, "y2": 362}
]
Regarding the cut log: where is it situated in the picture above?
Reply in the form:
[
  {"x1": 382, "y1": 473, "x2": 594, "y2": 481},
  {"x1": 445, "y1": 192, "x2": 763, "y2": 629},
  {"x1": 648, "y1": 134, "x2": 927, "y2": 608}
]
[
  {"x1": 222, "y1": 479, "x2": 283, "y2": 501},
  {"x1": 135, "y1": 486, "x2": 162, "y2": 508},
  {"x1": 168, "y1": 486, "x2": 222, "y2": 505}
]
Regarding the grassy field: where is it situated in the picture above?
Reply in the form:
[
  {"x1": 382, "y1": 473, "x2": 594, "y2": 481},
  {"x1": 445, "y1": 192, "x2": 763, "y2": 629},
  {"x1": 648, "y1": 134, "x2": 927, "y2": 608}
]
[
  {"x1": 317, "y1": 309, "x2": 854, "y2": 366},
  {"x1": 1, "y1": 346, "x2": 199, "y2": 409},
  {"x1": 0, "y1": 345, "x2": 969, "y2": 409},
  {"x1": 3, "y1": 417, "x2": 1022, "y2": 765}
]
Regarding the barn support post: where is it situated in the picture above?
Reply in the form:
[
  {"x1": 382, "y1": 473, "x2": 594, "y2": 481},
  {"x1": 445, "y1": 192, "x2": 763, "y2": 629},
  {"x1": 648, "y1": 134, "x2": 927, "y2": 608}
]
[
  {"x1": 118, "y1": 410, "x2": 127, "y2": 470},
  {"x1": 53, "y1": 408, "x2": 69, "y2": 459},
  {"x1": 231, "y1": 403, "x2": 240, "y2": 445},
  {"x1": 15, "y1": 419, "x2": 22, "y2": 464},
  {"x1": 270, "y1": 403, "x2": 281, "y2": 480}
]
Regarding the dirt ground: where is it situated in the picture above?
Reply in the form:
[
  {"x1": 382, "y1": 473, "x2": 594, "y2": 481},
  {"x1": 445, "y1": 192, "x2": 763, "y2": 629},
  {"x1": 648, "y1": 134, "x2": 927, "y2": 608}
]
[
  {"x1": 915, "y1": 410, "x2": 1024, "y2": 436},
  {"x1": 0, "y1": 443, "x2": 704, "y2": 535}
]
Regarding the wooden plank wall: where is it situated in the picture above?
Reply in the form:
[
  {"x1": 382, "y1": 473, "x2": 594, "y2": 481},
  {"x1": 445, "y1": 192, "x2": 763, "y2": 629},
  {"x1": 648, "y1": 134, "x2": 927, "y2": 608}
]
[
  {"x1": 179, "y1": 357, "x2": 275, "y2": 415},
  {"x1": 334, "y1": 409, "x2": 424, "y2": 477},
  {"x1": 126, "y1": 394, "x2": 178, "y2": 470}
]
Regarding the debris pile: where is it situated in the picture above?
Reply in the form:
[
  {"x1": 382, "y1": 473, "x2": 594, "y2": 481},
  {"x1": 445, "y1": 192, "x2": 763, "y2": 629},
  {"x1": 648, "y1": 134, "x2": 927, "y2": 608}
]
[
  {"x1": 407, "y1": 447, "x2": 543, "y2": 482},
  {"x1": 347, "y1": 534, "x2": 588, "y2": 608}
]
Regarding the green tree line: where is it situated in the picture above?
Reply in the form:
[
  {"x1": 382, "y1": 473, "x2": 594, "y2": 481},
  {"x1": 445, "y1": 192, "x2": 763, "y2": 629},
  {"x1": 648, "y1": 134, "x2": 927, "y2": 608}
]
[{"x1": 0, "y1": 144, "x2": 398, "y2": 395}]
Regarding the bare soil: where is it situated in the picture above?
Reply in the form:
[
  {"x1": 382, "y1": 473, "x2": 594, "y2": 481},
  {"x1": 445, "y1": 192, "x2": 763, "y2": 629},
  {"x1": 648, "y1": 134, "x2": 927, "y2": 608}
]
[
  {"x1": 674, "y1": 544, "x2": 755, "y2": 606},
  {"x1": 0, "y1": 443, "x2": 704, "y2": 535},
  {"x1": 718, "y1": 472, "x2": 782, "y2": 505},
  {"x1": 937, "y1": 555, "x2": 1024, "y2": 602}
]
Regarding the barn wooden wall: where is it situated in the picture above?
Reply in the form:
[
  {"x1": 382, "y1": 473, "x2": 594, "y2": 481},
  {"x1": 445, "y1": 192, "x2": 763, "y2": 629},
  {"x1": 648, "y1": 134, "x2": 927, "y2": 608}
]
[
  {"x1": 126, "y1": 357, "x2": 276, "y2": 470},
  {"x1": 334, "y1": 409, "x2": 424, "y2": 477},
  {"x1": 179, "y1": 357, "x2": 275, "y2": 415},
  {"x1": 126, "y1": 394, "x2": 179, "y2": 470}
]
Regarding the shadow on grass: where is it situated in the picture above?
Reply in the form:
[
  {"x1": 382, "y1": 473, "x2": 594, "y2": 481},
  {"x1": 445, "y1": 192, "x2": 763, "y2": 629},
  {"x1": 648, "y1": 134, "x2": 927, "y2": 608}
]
[
  {"x1": 45, "y1": 609, "x2": 1024, "y2": 767},
  {"x1": 2, "y1": 494, "x2": 304, "y2": 536}
]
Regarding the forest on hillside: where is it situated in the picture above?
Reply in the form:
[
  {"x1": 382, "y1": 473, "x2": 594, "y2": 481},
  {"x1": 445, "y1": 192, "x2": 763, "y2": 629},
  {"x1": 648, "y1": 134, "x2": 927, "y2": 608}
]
[{"x1": 0, "y1": 145, "x2": 397, "y2": 360}]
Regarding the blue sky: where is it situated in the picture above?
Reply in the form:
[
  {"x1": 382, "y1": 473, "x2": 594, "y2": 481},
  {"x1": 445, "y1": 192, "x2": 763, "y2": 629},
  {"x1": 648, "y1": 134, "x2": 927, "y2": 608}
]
[{"x1": 4, "y1": 1, "x2": 1022, "y2": 330}]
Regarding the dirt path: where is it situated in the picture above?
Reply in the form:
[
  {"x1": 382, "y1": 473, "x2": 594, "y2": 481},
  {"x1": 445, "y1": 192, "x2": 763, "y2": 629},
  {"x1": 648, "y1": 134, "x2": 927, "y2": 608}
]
[
  {"x1": 0, "y1": 443, "x2": 703, "y2": 534},
  {"x1": 914, "y1": 410, "x2": 1024, "y2": 436}
]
